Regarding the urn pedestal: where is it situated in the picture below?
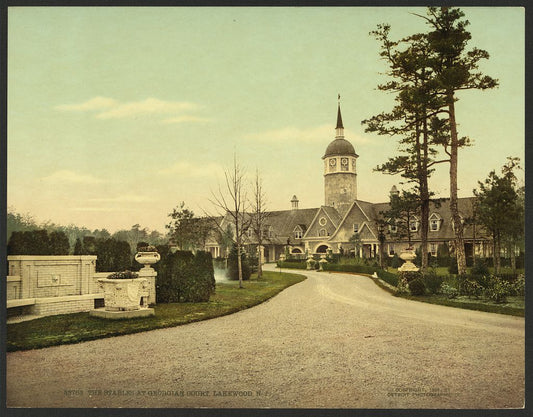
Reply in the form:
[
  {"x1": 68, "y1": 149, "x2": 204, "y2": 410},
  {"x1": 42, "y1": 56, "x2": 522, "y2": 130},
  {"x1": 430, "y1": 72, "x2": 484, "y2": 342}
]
[
  {"x1": 90, "y1": 277, "x2": 155, "y2": 319},
  {"x1": 398, "y1": 249, "x2": 419, "y2": 272}
]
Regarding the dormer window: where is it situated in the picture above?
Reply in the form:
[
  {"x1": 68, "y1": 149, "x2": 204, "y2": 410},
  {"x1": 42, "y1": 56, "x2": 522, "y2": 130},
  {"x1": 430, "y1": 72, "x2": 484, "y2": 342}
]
[
  {"x1": 247, "y1": 228, "x2": 253, "y2": 238},
  {"x1": 293, "y1": 225, "x2": 303, "y2": 239},
  {"x1": 409, "y1": 217, "x2": 419, "y2": 232},
  {"x1": 319, "y1": 228, "x2": 328, "y2": 237},
  {"x1": 387, "y1": 219, "x2": 397, "y2": 234},
  {"x1": 267, "y1": 225, "x2": 274, "y2": 238},
  {"x1": 429, "y1": 213, "x2": 441, "y2": 232}
]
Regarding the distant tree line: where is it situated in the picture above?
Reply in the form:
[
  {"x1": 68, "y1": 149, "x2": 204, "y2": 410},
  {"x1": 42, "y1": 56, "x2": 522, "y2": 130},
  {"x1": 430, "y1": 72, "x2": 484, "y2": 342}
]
[{"x1": 7, "y1": 209, "x2": 170, "y2": 272}]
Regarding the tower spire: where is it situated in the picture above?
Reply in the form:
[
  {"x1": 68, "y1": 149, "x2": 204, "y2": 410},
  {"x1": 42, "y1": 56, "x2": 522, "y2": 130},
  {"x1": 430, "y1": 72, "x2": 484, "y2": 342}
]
[{"x1": 335, "y1": 94, "x2": 344, "y2": 137}]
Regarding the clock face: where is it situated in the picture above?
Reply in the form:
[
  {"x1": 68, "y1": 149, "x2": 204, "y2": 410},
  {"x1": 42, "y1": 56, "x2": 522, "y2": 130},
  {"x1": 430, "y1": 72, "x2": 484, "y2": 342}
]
[
  {"x1": 329, "y1": 158, "x2": 337, "y2": 166},
  {"x1": 341, "y1": 158, "x2": 348, "y2": 166}
]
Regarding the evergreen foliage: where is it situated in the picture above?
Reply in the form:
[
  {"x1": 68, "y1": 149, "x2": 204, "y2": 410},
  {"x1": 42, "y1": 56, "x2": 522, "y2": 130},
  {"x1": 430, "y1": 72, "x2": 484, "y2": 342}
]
[
  {"x1": 156, "y1": 249, "x2": 215, "y2": 303},
  {"x1": 227, "y1": 245, "x2": 251, "y2": 281},
  {"x1": 7, "y1": 229, "x2": 70, "y2": 255}
]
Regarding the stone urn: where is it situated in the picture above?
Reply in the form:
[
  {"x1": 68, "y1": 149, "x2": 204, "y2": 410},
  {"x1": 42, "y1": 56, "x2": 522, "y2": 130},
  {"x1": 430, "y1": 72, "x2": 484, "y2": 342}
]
[
  {"x1": 306, "y1": 255, "x2": 315, "y2": 270},
  {"x1": 398, "y1": 248, "x2": 419, "y2": 272},
  {"x1": 135, "y1": 251, "x2": 161, "y2": 269},
  {"x1": 318, "y1": 254, "x2": 328, "y2": 271},
  {"x1": 98, "y1": 272, "x2": 149, "y2": 311}
]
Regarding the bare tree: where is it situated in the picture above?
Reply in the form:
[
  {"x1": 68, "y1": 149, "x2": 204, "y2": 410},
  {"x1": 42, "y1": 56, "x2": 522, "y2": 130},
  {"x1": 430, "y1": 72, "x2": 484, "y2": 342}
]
[
  {"x1": 251, "y1": 169, "x2": 270, "y2": 279},
  {"x1": 209, "y1": 154, "x2": 251, "y2": 288}
]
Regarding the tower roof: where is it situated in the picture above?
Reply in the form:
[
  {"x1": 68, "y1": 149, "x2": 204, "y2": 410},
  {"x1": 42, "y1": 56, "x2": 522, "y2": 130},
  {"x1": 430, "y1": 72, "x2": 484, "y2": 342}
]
[
  {"x1": 323, "y1": 138, "x2": 357, "y2": 158},
  {"x1": 336, "y1": 103, "x2": 344, "y2": 129}
]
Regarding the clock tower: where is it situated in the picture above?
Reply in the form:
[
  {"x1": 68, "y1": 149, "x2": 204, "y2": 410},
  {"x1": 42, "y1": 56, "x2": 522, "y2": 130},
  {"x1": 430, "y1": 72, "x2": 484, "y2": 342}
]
[{"x1": 322, "y1": 100, "x2": 358, "y2": 216}]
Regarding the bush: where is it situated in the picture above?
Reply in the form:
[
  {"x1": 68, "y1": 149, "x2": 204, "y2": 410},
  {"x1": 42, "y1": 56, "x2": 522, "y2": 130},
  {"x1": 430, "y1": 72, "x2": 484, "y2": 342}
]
[
  {"x1": 107, "y1": 270, "x2": 138, "y2": 279},
  {"x1": 276, "y1": 261, "x2": 307, "y2": 269},
  {"x1": 398, "y1": 270, "x2": 422, "y2": 283},
  {"x1": 441, "y1": 283, "x2": 458, "y2": 299},
  {"x1": 471, "y1": 260, "x2": 489, "y2": 276},
  {"x1": 447, "y1": 258, "x2": 458, "y2": 275},
  {"x1": 320, "y1": 263, "x2": 398, "y2": 286},
  {"x1": 390, "y1": 254, "x2": 401, "y2": 268},
  {"x1": 484, "y1": 277, "x2": 513, "y2": 303},
  {"x1": 456, "y1": 274, "x2": 483, "y2": 298},
  {"x1": 182, "y1": 251, "x2": 216, "y2": 302},
  {"x1": 155, "y1": 250, "x2": 215, "y2": 303},
  {"x1": 512, "y1": 274, "x2": 525, "y2": 296},
  {"x1": 408, "y1": 278, "x2": 426, "y2": 296},
  {"x1": 7, "y1": 229, "x2": 70, "y2": 255},
  {"x1": 424, "y1": 271, "x2": 444, "y2": 295},
  {"x1": 227, "y1": 245, "x2": 251, "y2": 281},
  {"x1": 95, "y1": 238, "x2": 132, "y2": 272}
]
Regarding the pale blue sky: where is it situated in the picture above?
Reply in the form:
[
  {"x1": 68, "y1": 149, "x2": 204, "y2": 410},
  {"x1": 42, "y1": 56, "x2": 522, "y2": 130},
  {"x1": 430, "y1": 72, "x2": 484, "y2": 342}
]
[{"x1": 8, "y1": 7, "x2": 524, "y2": 232}]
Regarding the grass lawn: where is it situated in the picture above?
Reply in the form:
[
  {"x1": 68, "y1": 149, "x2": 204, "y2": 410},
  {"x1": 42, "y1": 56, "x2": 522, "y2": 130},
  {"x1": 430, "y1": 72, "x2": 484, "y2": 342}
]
[
  {"x1": 332, "y1": 270, "x2": 524, "y2": 317},
  {"x1": 398, "y1": 294, "x2": 525, "y2": 317},
  {"x1": 7, "y1": 270, "x2": 306, "y2": 352}
]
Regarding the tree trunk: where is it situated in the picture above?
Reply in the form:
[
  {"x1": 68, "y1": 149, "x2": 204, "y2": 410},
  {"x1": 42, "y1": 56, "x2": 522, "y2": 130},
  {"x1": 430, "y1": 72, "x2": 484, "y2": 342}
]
[
  {"x1": 420, "y1": 117, "x2": 430, "y2": 271},
  {"x1": 257, "y1": 244, "x2": 263, "y2": 279},
  {"x1": 237, "y1": 243, "x2": 243, "y2": 288},
  {"x1": 493, "y1": 232, "x2": 501, "y2": 275},
  {"x1": 447, "y1": 93, "x2": 467, "y2": 275},
  {"x1": 510, "y1": 243, "x2": 516, "y2": 274}
]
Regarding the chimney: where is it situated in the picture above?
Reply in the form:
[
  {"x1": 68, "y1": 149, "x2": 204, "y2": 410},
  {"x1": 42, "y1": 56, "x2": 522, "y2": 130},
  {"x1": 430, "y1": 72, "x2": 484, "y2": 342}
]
[{"x1": 291, "y1": 195, "x2": 299, "y2": 210}]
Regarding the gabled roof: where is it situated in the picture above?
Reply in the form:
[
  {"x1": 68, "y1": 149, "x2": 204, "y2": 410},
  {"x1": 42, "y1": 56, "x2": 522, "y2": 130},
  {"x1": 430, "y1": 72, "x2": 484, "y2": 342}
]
[{"x1": 264, "y1": 207, "x2": 319, "y2": 243}]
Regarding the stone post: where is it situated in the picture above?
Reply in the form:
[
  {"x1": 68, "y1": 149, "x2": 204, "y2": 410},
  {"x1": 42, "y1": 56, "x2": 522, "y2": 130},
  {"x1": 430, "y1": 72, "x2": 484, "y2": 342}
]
[{"x1": 135, "y1": 251, "x2": 160, "y2": 305}]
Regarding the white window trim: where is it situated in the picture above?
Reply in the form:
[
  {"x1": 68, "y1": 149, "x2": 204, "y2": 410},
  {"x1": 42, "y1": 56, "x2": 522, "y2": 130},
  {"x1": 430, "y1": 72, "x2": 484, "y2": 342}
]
[{"x1": 429, "y1": 213, "x2": 441, "y2": 232}]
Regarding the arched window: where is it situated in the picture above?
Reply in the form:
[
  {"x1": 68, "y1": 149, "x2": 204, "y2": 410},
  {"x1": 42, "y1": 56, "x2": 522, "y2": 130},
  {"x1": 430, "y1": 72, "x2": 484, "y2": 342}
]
[
  {"x1": 319, "y1": 228, "x2": 327, "y2": 237},
  {"x1": 316, "y1": 245, "x2": 329, "y2": 253}
]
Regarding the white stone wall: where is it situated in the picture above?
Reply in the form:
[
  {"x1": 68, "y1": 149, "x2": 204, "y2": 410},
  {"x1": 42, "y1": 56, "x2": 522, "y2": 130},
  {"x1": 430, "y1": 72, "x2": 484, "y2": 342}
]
[
  {"x1": 7, "y1": 255, "x2": 158, "y2": 319},
  {"x1": 7, "y1": 255, "x2": 97, "y2": 300}
]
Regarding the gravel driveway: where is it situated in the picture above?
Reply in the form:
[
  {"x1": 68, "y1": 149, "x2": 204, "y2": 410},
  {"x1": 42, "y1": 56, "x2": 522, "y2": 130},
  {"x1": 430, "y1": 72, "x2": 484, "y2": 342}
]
[{"x1": 6, "y1": 265, "x2": 524, "y2": 408}]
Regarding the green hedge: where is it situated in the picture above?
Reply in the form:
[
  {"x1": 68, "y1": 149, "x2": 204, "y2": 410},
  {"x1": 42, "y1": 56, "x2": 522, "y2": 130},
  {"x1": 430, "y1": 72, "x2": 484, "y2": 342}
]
[
  {"x1": 276, "y1": 261, "x2": 308, "y2": 269},
  {"x1": 156, "y1": 250, "x2": 215, "y2": 303},
  {"x1": 322, "y1": 263, "x2": 398, "y2": 286}
]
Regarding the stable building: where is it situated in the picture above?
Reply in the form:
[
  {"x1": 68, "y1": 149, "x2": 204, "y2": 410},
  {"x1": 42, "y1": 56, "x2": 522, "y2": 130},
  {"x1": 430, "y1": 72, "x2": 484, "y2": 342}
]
[{"x1": 204, "y1": 103, "x2": 491, "y2": 262}]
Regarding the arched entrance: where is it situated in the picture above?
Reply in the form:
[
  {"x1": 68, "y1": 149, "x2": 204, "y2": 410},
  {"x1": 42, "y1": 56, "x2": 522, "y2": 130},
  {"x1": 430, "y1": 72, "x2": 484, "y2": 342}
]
[
  {"x1": 316, "y1": 244, "x2": 329, "y2": 254},
  {"x1": 291, "y1": 248, "x2": 302, "y2": 254}
]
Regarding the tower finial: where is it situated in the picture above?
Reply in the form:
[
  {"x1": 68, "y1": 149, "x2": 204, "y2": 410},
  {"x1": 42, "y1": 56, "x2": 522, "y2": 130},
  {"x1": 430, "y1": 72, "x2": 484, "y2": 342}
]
[{"x1": 336, "y1": 96, "x2": 344, "y2": 133}]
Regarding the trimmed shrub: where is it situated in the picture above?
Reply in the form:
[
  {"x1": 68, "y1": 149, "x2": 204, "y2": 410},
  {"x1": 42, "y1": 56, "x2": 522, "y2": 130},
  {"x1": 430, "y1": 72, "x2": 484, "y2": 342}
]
[
  {"x1": 276, "y1": 261, "x2": 307, "y2": 269},
  {"x1": 155, "y1": 250, "x2": 215, "y2": 303},
  {"x1": 182, "y1": 251, "x2": 216, "y2": 302},
  {"x1": 321, "y1": 263, "x2": 399, "y2": 287},
  {"x1": 408, "y1": 278, "x2": 426, "y2": 295},
  {"x1": 95, "y1": 238, "x2": 132, "y2": 272},
  {"x1": 7, "y1": 229, "x2": 69, "y2": 255},
  {"x1": 227, "y1": 245, "x2": 251, "y2": 281},
  {"x1": 424, "y1": 271, "x2": 444, "y2": 295}
]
